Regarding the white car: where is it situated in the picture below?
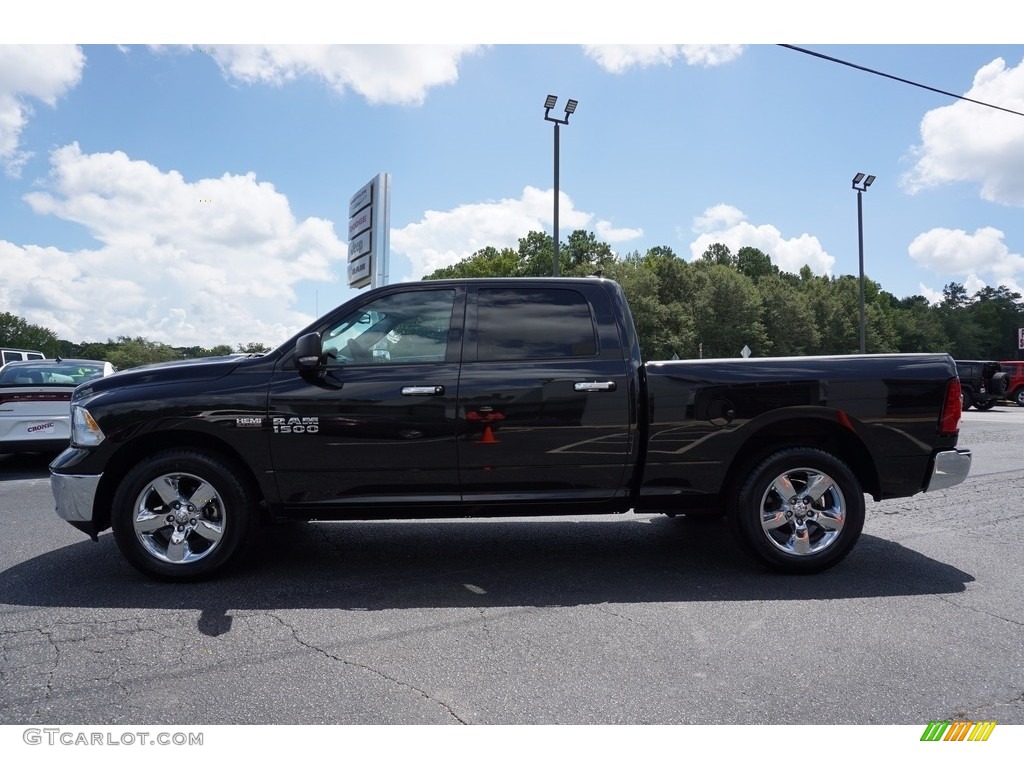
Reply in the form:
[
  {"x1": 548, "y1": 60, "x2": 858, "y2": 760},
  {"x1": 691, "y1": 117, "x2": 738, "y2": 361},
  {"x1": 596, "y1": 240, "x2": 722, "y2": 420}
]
[{"x1": 0, "y1": 359, "x2": 116, "y2": 454}]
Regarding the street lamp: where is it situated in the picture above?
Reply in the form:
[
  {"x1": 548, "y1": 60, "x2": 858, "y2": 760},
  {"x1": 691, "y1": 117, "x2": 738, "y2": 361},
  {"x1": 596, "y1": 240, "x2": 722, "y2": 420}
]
[
  {"x1": 852, "y1": 172, "x2": 875, "y2": 354},
  {"x1": 543, "y1": 94, "x2": 578, "y2": 277}
]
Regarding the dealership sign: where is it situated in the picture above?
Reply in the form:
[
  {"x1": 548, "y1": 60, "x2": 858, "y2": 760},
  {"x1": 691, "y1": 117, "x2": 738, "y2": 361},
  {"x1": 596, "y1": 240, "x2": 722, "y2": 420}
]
[{"x1": 347, "y1": 173, "x2": 391, "y2": 289}]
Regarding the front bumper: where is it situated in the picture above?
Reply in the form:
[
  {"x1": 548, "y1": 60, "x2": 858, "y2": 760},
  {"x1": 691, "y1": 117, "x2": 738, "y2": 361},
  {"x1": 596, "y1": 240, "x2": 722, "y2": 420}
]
[
  {"x1": 50, "y1": 471, "x2": 102, "y2": 537},
  {"x1": 925, "y1": 447, "x2": 972, "y2": 492}
]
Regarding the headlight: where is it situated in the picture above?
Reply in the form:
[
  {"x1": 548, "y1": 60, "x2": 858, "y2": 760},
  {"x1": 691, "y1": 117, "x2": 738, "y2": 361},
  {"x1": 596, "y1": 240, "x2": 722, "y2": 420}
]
[{"x1": 71, "y1": 405, "x2": 105, "y2": 447}]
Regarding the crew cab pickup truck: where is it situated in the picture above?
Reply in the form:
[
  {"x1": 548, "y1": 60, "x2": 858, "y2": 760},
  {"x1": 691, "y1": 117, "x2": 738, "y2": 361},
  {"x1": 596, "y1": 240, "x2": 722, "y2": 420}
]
[{"x1": 50, "y1": 278, "x2": 971, "y2": 581}]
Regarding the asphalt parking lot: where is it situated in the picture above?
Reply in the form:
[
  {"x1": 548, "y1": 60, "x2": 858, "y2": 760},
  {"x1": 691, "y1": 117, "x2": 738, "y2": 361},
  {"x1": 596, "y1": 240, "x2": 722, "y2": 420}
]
[{"x1": 1, "y1": 407, "x2": 1022, "y2": 725}]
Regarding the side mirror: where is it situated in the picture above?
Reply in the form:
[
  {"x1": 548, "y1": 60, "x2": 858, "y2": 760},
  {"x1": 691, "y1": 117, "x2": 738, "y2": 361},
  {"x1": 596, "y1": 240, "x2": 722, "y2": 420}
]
[{"x1": 295, "y1": 332, "x2": 323, "y2": 369}]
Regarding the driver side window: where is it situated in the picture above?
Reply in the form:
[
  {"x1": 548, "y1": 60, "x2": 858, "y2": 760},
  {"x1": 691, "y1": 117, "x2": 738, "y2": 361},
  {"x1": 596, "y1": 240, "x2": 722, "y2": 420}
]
[{"x1": 322, "y1": 289, "x2": 456, "y2": 366}]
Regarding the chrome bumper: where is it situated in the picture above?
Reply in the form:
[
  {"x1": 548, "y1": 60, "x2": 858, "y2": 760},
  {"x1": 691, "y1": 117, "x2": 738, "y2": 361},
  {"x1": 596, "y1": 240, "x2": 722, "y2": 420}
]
[
  {"x1": 925, "y1": 448, "x2": 972, "y2": 492},
  {"x1": 50, "y1": 472, "x2": 102, "y2": 523}
]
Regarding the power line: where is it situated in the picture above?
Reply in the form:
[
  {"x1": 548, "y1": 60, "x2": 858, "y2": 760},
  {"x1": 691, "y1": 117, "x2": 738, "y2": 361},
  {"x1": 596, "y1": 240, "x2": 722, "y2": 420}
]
[{"x1": 779, "y1": 44, "x2": 1024, "y2": 119}]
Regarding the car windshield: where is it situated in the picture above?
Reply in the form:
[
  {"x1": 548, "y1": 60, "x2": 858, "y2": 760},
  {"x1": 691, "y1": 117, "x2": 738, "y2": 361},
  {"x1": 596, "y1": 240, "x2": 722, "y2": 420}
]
[{"x1": 0, "y1": 363, "x2": 106, "y2": 386}]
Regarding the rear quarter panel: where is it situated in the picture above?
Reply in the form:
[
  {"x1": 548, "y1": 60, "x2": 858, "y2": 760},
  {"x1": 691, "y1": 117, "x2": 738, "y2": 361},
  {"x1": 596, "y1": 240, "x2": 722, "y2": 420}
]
[{"x1": 637, "y1": 353, "x2": 958, "y2": 510}]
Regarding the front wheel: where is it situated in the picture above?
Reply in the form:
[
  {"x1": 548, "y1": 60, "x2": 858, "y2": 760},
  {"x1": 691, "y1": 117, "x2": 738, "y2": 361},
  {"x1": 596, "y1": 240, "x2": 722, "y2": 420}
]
[
  {"x1": 730, "y1": 448, "x2": 865, "y2": 574},
  {"x1": 1014, "y1": 388, "x2": 1024, "y2": 407},
  {"x1": 111, "y1": 450, "x2": 258, "y2": 581}
]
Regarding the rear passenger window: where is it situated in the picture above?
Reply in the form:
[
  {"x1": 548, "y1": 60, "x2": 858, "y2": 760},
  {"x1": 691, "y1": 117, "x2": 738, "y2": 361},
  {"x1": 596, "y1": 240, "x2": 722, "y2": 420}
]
[{"x1": 476, "y1": 288, "x2": 597, "y2": 361}]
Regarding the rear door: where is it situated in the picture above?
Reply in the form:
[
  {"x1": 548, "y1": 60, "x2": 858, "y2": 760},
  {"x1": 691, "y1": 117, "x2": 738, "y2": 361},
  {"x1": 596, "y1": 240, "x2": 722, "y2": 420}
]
[{"x1": 456, "y1": 283, "x2": 635, "y2": 505}]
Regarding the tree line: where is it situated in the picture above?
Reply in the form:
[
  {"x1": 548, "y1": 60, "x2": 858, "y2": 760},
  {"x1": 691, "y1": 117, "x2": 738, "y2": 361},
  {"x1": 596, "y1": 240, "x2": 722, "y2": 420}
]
[
  {"x1": 424, "y1": 229, "x2": 1024, "y2": 362},
  {"x1": 4, "y1": 228, "x2": 1022, "y2": 368},
  {"x1": 0, "y1": 312, "x2": 270, "y2": 370}
]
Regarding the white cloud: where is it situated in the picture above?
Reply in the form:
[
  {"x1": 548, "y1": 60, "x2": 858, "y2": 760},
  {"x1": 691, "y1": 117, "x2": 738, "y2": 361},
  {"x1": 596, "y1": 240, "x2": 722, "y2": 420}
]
[
  {"x1": 693, "y1": 203, "x2": 746, "y2": 232},
  {"x1": 583, "y1": 45, "x2": 744, "y2": 73},
  {"x1": 391, "y1": 186, "x2": 640, "y2": 278},
  {"x1": 688, "y1": 205, "x2": 835, "y2": 275},
  {"x1": 917, "y1": 283, "x2": 944, "y2": 304},
  {"x1": 0, "y1": 45, "x2": 84, "y2": 176},
  {"x1": 908, "y1": 226, "x2": 1024, "y2": 281},
  {"x1": 902, "y1": 56, "x2": 1024, "y2": 205},
  {"x1": 964, "y1": 273, "x2": 988, "y2": 296},
  {"x1": 207, "y1": 45, "x2": 482, "y2": 105},
  {"x1": 595, "y1": 220, "x2": 644, "y2": 242},
  {"x1": 910, "y1": 226, "x2": 1024, "y2": 301},
  {"x1": 9, "y1": 143, "x2": 346, "y2": 347}
]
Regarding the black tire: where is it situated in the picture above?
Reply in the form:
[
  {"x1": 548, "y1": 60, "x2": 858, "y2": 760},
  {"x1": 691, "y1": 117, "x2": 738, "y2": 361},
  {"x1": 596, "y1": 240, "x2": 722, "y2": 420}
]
[
  {"x1": 990, "y1": 372, "x2": 1009, "y2": 397},
  {"x1": 1014, "y1": 388, "x2": 1024, "y2": 407},
  {"x1": 961, "y1": 390, "x2": 973, "y2": 411},
  {"x1": 111, "y1": 449, "x2": 258, "y2": 581},
  {"x1": 730, "y1": 448, "x2": 865, "y2": 574},
  {"x1": 974, "y1": 400, "x2": 996, "y2": 411}
]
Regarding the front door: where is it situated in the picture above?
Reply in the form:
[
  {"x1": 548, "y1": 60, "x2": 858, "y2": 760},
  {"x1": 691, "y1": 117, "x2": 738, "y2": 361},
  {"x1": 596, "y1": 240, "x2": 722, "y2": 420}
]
[{"x1": 268, "y1": 286, "x2": 464, "y2": 513}]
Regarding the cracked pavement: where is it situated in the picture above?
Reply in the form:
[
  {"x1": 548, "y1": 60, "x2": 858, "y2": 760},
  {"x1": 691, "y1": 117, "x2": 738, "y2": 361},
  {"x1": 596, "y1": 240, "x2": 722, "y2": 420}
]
[{"x1": 1, "y1": 408, "x2": 1022, "y2": 724}]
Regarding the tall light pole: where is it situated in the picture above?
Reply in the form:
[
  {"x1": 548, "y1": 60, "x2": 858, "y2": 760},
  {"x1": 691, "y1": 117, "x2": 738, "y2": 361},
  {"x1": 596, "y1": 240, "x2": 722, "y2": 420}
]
[
  {"x1": 543, "y1": 94, "x2": 578, "y2": 277},
  {"x1": 852, "y1": 172, "x2": 875, "y2": 354}
]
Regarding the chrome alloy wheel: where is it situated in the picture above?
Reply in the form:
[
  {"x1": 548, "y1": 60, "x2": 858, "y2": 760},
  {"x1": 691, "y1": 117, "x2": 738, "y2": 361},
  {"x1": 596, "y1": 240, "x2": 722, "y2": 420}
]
[
  {"x1": 758, "y1": 466, "x2": 846, "y2": 556},
  {"x1": 132, "y1": 472, "x2": 225, "y2": 564}
]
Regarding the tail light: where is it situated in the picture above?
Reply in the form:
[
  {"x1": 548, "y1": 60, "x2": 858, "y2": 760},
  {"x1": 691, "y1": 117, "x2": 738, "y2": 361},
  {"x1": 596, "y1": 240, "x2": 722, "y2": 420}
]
[{"x1": 939, "y1": 377, "x2": 962, "y2": 436}]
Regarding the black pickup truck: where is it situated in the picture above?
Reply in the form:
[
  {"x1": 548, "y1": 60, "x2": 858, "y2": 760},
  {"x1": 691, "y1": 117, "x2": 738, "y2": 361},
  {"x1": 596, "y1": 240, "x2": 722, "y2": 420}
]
[{"x1": 50, "y1": 277, "x2": 971, "y2": 581}]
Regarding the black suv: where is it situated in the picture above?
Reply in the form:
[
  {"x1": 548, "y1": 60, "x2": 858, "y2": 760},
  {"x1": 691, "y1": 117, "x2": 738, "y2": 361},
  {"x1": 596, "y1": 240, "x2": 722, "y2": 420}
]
[{"x1": 955, "y1": 360, "x2": 1008, "y2": 410}]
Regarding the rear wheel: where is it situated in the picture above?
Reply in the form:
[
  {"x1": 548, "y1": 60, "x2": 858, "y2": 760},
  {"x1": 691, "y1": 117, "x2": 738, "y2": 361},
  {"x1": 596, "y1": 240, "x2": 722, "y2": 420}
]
[
  {"x1": 111, "y1": 449, "x2": 258, "y2": 581},
  {"x1": 961, "y1": 390, "x2": 973, "y2": 410},
  {"x1": 730, "y1": 448, "x2": 865, "y2": 574},
  {"x1": 974, "y1": 400, "x2": 996, "y2": 411},
  {"x1": 1014, "y1": 388, "x2": 1024, "y2": 407}
]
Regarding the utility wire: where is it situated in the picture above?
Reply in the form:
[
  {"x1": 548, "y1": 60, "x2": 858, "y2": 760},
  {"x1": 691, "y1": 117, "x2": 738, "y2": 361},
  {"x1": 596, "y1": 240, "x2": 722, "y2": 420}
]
[{"x1": 779, "y1": 44, "x2": 1024, "y2": 119}]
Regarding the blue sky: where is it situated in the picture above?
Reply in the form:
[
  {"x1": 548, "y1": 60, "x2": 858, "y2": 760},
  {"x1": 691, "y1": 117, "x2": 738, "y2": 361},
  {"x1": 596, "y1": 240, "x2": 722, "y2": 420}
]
[{"x1": 3, "y1": 7, "x2": 1024, "y2": 347}]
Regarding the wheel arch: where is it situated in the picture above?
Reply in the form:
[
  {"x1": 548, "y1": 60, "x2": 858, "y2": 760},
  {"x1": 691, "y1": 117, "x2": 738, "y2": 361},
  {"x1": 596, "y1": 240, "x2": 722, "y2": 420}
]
[
  {"x1": 720, "y1": 416, "x2": 881, "y2": 504},
  {"x1": 94, "y1": 430, "x2": 269, "y2": 534}
]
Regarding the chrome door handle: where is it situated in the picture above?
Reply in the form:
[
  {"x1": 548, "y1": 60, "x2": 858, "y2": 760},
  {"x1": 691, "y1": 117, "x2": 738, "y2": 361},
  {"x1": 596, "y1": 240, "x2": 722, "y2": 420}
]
[
  {"x1": 574, "y1": 381, "x2": 617, "y2": 392},
  {"x1": 401, "y1": 385, "x2": 445, "y2": 396}
]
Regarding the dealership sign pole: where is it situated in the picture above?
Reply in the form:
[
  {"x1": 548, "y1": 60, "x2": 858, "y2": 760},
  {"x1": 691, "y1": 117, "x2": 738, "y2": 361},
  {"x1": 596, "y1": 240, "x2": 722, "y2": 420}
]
[{"x1": 347, "y1": 172, "x2": 391, "y2": 290}]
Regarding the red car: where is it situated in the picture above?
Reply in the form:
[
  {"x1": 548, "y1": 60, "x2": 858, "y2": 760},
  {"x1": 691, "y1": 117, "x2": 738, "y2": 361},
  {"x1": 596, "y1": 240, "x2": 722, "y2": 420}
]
[{"x1": 1000, "y1": 360, "x2": 1024, "y2": 406}]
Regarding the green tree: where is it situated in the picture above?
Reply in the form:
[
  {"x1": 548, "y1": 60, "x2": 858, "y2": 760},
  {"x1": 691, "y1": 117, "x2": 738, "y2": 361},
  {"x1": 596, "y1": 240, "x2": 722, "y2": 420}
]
[
  {"x1": 0, "y1": 312, "x2": 60, "y2": 355},
  {"x1": 517, "y1": 230, "x2": 556, "y2": 276},
  {"x1": 890, "y1": 295, "x2": 950, "y2": 353},
  {"x1": 237, "y1": 341, "x2": 271, "y2": 353},
  {"x1": 937, "y1": 283, "x2": 985, "y2": 358},
  {"x1": 424, "y1": 245, "x2": 520, "y2": 279},
  {"x1": 700, "y1": 242, "x2": 735, "y2": 267},
  {"x1": 102, "y1": 336, "x2": 181, "y2": 369},
  {"x1": 736, "y1": 246, "x2": 778, "y2": 281},
  {"x1": 563, "y1": 230, "x2": 616, "y2": 274},
  {"x1": 967, "y1": 285, "x2": 1024, "y2": 359},
  {"x1": 689, "y1": 261, "x2": 766, "y2": 358},
  {"x1": 755, "y1": 274, "x2": 820, "y2": 356},
  {"x1": 601, "y1": 252, "x2": 694, "y2": 360},
  {"x1": 423, "y1": 230, "x2": 618, "y2": 281},
  {"x1": 942, "y1": 282, "x2": 970, "y2": 309},
  {"x1": 804, "y1": 275, "x2": 859, "y2": 354}
]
